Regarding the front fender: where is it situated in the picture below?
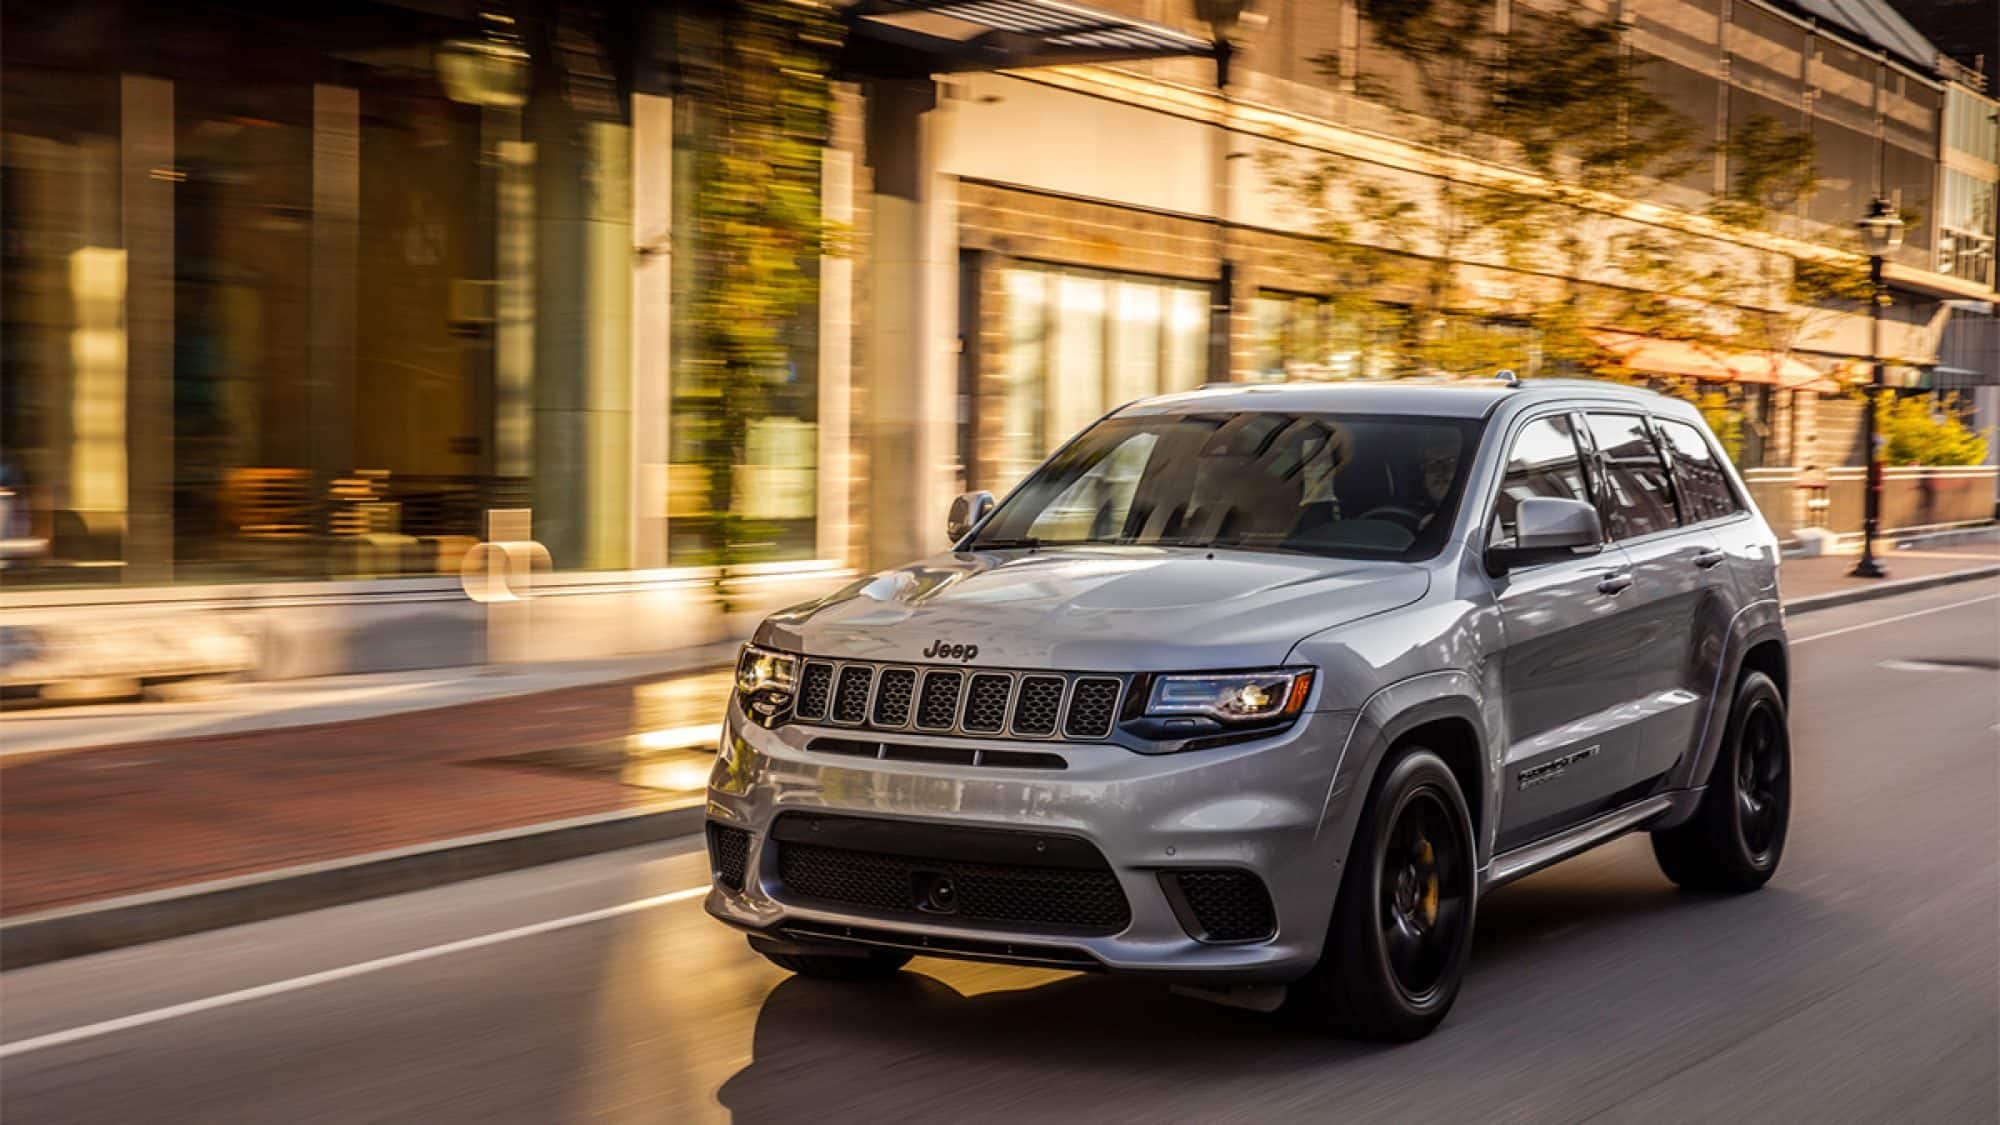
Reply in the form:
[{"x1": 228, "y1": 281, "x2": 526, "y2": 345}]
[{"x1": 1313, "y1": 671, "x2": 1493, "y2": 877}]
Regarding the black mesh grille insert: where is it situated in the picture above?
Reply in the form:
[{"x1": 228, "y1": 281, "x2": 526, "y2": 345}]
[
  {"x1": 962, "y1": 674, "x2": 1012, "y2": 733},
  {"x1": 796, "y1": 662, "x2": 834, "y2": 720},
  {"x1": 915, "y1": 671, "x2": 963, "y2": 731},
  {"x1": 871, "y1": 668, "x2": 917, "y2": 727},
  {"x1": 832, "y1": 665, "x2": 873, "y2": 724},
  {"x1": 1063, "y1": 677, "x2": 1121, "y2": 739},
  {"x1": 1010, "y1": 675, "x2": 1064, "y2": 737},
  {"x1": 1167, "y1": 870, "x2": 1276, "y2": 942},
  {"x1": 777, "y1": 842, "x2": 1131, "y2": 935},
  {"x1": 707, "y1": 823, "x2": 752, "y2": 892}
]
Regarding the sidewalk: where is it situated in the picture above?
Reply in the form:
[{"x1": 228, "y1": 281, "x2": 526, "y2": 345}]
[
  {"x1": 1781, "y1": 539, "x2": 2000, "y2": 603},
  {"x1": 4, "y1": 542, "x2": 1996, "y2": 965}
]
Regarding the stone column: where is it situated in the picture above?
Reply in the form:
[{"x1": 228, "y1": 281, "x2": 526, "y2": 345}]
[
  {"x1": 309, "y1": 84, "x2": 360, "y2": 541},
  {"x1": 121, "y1": 76, "x2": 175, "y2": 582},
  {"x1": 863, "y1": 78, "x2": 958, "y2": 569},
  {"x1": 630, "y1": 93, "x2": 673, "y2": 570},
  {"x1": 817, "y1": 144, "x2": 857, "y2": 564}
]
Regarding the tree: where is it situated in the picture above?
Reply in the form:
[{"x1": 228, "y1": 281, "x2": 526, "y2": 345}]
[
  {"x1": 1880, "y1": 394, "x2": 1990, "y2": 466},
  {"x1": 1264, "y1": 0, "x2": 1698, "y2": 379},
  {"x1": 1615, "y1": 115, "x2": 1871, "y2": 367},
  {"x1": 679, "y1": 0, "x2": 843, "y2": 608}
]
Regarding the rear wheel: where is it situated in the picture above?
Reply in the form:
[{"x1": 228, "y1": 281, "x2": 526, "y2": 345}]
[
  {"x1": 753, "y1": 942, "x2": 912, "y2": 980},
  {"x1": 1651, "y1": 669, "x2": 1789, "y2": 893},
  {"x1": 1289, "y1": 746, "x2": 1476, "y2": 1041}
]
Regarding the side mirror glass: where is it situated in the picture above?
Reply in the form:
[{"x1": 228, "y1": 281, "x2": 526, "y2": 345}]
[
  {"x1": 1487, "y1": 496, "x2": 1602, "y2": 574},
  {"x1": 947, "y1": 490, "x2": 996, "y2": 542}
]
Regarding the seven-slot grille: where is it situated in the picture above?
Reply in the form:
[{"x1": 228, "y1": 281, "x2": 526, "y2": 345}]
[{"x1": 790, "y1": 659, "x2": 1125, "y2": 741}]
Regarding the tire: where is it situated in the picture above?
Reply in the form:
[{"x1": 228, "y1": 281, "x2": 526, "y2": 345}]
[
  {"x1": 1289, "y1": 746, "x2": 1477, "y2": 1042},
  {"x1": 755, "y1": 944, "x2": 912, "y2": 980},
  {"x1": 1651, "y1": 670, "x2": 1790, "y2": 893}
]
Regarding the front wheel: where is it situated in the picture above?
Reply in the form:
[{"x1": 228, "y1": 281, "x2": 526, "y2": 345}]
[
  {"x1": 1288, "y1": 746, "x2": 1477, "y2": 1041},
  {"x1": 1651, "y1": 669, "x2": 1790, "y2": 893}
]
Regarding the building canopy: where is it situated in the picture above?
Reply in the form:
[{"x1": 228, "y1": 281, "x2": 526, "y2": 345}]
[
  {"x1": 842, "y1": 0, "x2": 1215, "y2": 76},
  {"x1": 1589, "y1": 330, "x2": 1841, "y2": 392}
]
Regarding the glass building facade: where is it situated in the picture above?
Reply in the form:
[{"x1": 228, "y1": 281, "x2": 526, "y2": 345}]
[{"x1": 0, "y1": 1, "x2": 828, "y2": 587}]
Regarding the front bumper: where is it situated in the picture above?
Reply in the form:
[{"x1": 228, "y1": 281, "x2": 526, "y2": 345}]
[{"x1": 703, "y1": 697, "x2": 1359, "y2": 982}]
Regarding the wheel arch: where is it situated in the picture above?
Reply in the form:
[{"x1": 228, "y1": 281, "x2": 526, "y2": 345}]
[
  {"x1": 1667, "y1": 604, "x2": 1789, "y2": 805},
  {"x1": 1317, "y1": 673, "x2": 1496, "y2": 871}
]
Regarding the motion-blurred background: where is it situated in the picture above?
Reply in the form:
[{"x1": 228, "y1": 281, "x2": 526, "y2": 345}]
[{"x1": 2, "y1": 0, "x2": 1996, "y2": 690}]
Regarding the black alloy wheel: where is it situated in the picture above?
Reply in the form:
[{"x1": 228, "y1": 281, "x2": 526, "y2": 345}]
[
  {"x1": 1289, "y1": 746, "x2": 1477, "y2": 1041},
  {"x1": 1734, "y1": 696, "x2": 1788, "y2": 863},
  {"x1": 1379, "y1": 788, "x2": 1471, "y2": 1003},
  {"x1": 1651, "y1": 669, "x2": 1790, "y2": 893}
]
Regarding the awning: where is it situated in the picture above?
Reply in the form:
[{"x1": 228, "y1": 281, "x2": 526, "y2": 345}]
[
  {"x1": 1588, "y1": 330, "x2": 1841, "y2": 393},
  {"x1": 843, "y1": 0, "x2": 1216, "y2": 77}
]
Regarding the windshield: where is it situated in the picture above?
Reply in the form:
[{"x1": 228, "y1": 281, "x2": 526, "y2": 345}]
[{"x1": 969, "y1": 411, "x2": 1485, "y2": 561}]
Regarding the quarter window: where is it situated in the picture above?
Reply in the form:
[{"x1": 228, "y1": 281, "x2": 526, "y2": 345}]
[
  {"x1": 1656, "y1": 418, "x2": 1743, "y2": 523},
  {"x1": 1491, "y1": 415, "x2": 1594, "y2": 548},
  {"x1": 1585, "y1": 413, "x2": 1679, "y2": 540}
]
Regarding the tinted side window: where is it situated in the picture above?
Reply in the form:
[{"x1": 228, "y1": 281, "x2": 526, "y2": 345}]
[
  {"x1": 1585, "y1": 413, "x2": 1679, "y2": 540},
  {"x1": 1491, "y1": 415, "x2": 1593, "y2": 548},
  {"x1": 1656, "y1": 418, "x2": 1743, "y2": 523}
]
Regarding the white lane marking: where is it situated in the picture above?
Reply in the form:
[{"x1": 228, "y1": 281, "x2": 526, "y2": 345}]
[
  {"x1": 0, "y1": 884, "x2": 711, "y2": 1061},
  {"x1": 1791, "y1": 593, "x2": 2000, "y2": 646},
  {"x1": 1878, "y1": 659, "x2": 1986, "y2": 675}
]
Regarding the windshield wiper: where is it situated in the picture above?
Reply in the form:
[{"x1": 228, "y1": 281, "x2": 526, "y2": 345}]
[{"x1": 966, "y1": 537, "x2": 1045, "y2": 550}]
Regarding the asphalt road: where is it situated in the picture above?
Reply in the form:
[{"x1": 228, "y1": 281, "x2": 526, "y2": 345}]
[{"x1": 4, "y1": 579, "x2": 1996, "y2": 1124}]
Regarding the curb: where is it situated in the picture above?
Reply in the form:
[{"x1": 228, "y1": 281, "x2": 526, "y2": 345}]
[
  {"x1": 0, "y1": 803, "x2": 706, "y2": 971},
  {"x1": 1783, "y1": 563, "x2": 2000, "y2": 615}
]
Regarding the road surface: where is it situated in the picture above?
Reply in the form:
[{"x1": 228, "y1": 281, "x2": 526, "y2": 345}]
[{"x1": 5, "y1": 578, "x2": 1997, "y2": 1123}]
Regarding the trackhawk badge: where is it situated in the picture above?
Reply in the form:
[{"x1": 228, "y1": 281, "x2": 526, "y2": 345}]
[{"x1": 922, "y1": 639, "x2": 979, "y2": 662}]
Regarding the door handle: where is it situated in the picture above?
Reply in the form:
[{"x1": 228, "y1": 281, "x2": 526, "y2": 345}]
[
  {"x1": 1596, "y1": 572, "x2": 1634, "y2": 595},
  {"x1": 1693, "y1": 550, "x2": 1726, "y2": 569}
]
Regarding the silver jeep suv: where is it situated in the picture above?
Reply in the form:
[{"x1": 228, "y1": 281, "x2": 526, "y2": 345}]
[{"x1": 705, "y1": 379, "x2": 1791, "y2": 1040}]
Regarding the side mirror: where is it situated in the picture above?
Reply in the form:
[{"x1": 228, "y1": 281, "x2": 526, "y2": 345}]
[
  {"x1": 1487, "y1": 496, "x2": 1603, "y2": 575},
  {"x1": 947, "y1": 490, "x2": 996, "y2": 542}
]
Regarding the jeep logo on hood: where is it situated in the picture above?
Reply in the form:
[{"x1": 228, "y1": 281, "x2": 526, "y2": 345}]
[{"x1": 923, "y1": 639, "x2": 979, "y2": 662}]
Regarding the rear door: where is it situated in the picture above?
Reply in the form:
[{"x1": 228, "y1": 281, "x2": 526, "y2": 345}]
[
  {"x1": 1581, "y1": 412, "x2": 1736, "y2": 790},
  {"x1": 1488, "y1": 412, "x2": 1643, "y2": 851}
]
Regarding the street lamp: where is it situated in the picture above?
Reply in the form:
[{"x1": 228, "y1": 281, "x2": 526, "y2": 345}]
[{"x1": 1850, "y1": 197, "x2": 1904, "y2": 579}]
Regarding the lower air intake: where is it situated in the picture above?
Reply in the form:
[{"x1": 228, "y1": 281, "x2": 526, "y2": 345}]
[
  {"x1": 708, "y1": 823, "x2": 752, "y2": 892},
  {"x1": 1164, "y1": 870, "x2": 1276, "y2": 942}
]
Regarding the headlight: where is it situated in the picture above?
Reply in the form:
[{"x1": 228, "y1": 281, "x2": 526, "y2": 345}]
[
  {"x1": 1145, "y1": 668, "x2": 1314, "y2": 724},
  {"x1": 734, "y1": 643, "x2": 799, "y2": 725}
]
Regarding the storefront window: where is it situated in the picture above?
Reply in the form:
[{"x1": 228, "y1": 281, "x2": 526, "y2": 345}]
[
  {"x1": 1251, "y1": 291, "x2": 1397, "y2": 382},
  {"x1": 1, "y1": 2, "x2": 637, "y2": 585},
  {"x1": 989, "y1": 265, "x2": 1206, "y2": 493}
]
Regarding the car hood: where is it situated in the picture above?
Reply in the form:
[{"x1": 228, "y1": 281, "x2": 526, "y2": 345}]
[{"x1": 755, "y1": 546, "x2": 1429, "y2": 671}]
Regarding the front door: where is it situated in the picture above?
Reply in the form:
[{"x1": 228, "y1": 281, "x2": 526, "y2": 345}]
[{"x1": 1488, "y1": 413, "x2": 1645, "y2": 851}]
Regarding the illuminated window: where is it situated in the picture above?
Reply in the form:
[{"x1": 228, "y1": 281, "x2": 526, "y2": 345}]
[{"x1": 989, "y1": 265, "x2": 1207, "y2": 493}]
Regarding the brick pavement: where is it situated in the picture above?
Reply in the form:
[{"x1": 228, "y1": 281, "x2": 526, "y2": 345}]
[{"x1": 0, "y1": 675, "x2": 725, "y2": 916}]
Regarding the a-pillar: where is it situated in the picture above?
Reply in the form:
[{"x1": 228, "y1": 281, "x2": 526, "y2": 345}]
[{"x1": 864, "y1": 78, "x2": 959, "y2": 570}]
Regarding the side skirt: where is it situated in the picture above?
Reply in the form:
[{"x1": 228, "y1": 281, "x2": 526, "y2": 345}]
[{"x1": 1483, "y1": 793, "x2": 1687, "y2": 892}]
